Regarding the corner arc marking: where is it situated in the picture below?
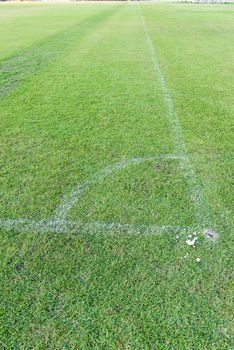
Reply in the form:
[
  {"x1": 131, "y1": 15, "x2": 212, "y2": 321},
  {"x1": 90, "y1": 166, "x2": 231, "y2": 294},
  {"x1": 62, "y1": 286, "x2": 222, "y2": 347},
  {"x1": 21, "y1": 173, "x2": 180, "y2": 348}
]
[
  {"x1": 53, "y1": 154, "x2": 186, "y2": 220},
  {"x1": 0, "y1": 154, "x2": 204, "y2": 236}
]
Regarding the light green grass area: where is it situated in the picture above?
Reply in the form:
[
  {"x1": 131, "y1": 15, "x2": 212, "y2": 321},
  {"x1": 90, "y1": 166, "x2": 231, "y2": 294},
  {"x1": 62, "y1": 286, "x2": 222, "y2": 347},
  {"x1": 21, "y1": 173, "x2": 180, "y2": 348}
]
[{"x1": 0, "y1": 2, "x2": 233, "y2": 349}]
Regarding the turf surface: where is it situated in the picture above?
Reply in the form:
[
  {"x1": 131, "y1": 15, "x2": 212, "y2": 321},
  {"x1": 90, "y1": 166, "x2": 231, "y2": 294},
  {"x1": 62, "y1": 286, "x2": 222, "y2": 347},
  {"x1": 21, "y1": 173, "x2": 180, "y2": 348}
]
[{"x1": 0, "y1": 2, "x2": 233, "y2": 349}]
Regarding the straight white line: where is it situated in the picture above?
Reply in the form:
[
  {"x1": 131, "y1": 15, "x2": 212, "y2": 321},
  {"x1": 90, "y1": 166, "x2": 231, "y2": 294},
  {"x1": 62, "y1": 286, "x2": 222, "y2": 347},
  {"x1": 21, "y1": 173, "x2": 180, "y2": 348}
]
[
  {"x1": 0, "y1": 153, "x2": 201, "y2": 238},
  {"x1": 0, "y1": 218, "x2": 193, "y2": 236},
  {"x1": 138, "y1": 6, "x2": 214, "y2": 233}
]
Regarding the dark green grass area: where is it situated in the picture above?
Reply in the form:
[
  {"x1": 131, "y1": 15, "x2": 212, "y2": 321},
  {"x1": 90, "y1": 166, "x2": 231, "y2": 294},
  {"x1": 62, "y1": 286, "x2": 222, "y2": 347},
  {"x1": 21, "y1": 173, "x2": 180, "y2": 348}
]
[
  {"x1": 0, "y1": 2, "x2": 233, "y2": 349},
  {"x1": 0, "y1": 6, "x2": 118, "y2": 98}
]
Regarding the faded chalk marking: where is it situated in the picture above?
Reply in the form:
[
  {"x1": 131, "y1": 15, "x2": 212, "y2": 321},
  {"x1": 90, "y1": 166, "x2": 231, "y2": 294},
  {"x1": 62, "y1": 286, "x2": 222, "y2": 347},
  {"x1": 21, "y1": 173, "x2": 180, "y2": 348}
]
[
  {"x1": 138, "y1": 6, "x2": 217, "y2": 238},
  {"x1": 0, "y1": 9, "x2": 218, "y2": 239},
  {"x1": 54, "y1": 154, "x2": 185, "y2": 220},
  {"x1": 0, "y1": 217, "x2": 194, "y2": 236},
  {"x1": 0, "y1": 154, "x2": 199, "y2": 237}
]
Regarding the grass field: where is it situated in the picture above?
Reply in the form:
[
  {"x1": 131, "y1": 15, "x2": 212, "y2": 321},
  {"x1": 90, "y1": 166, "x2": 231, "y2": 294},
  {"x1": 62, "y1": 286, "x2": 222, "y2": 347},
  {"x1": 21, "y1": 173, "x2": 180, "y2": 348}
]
[{"x1": 0, "y1": 1, "x2": 234, "y2": 349}]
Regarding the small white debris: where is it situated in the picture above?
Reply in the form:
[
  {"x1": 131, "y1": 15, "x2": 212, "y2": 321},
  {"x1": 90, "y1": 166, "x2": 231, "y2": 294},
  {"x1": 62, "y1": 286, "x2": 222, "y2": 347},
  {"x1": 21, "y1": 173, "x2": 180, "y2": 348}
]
[
  {"x1": 196, "y1": 258, "x2": 201, "y2": 262},
  {"x1": 193, "y1": 232, "x2": 197, "y2": 236},
  {"x1": 186, "y1": 237, "x2": 198, "y2": 246},
  {"x1": 176, "y1": 235, "x2": 179, "y2": 239}
]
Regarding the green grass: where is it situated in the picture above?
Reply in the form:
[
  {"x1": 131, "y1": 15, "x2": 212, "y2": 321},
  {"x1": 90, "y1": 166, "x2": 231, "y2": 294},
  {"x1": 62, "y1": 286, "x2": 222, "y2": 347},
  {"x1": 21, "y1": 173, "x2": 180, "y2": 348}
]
[{"x1": 0, "y1": 2, "x2": 233, "y2": 349}]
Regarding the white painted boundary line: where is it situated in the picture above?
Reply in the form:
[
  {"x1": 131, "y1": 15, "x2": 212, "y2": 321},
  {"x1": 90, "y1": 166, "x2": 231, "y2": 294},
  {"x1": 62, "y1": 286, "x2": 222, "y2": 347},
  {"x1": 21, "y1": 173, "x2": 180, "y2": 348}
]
[
  {"x1": 0, "y1": 10, "x2": 217, "y2": 239},
  {"x1": 54, "y1": 154, "x2": 184, "y2": 220},
  {"x1": 0, "y1": 154, "x2": 197, "y2": 237},
  {"x1": 138, "y1": 6, "x2": 215, "y2": 235},
  {"x1": 0, "y1": 218, "x2": 193, "y2": 236}
]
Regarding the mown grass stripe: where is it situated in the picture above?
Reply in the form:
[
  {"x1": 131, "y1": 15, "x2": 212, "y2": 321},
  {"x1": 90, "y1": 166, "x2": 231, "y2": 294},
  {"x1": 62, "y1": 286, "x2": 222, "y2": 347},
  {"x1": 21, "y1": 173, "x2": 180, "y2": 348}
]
[{"x1": 0, "y1": 6, "x2": 120, "y2": 100}]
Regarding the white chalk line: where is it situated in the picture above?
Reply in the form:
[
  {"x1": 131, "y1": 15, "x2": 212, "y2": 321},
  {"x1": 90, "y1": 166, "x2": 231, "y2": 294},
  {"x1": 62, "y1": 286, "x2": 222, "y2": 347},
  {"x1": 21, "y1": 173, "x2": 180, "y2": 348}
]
[
  {"x1": 0, "y1": 154, "x2": 197, "y2": 236},
  {"x1": 138, "y1": 6, "x2": 215, "y2": 234},
  {"x1": 54, "y1": 154, "x2": 185, "y2": 221},
  {"x1": 0, "y1": 218, "x2": 194, "y2": 236},
  {"x1": 0, "y1": 11, "x2": 216, "y2": 238}
]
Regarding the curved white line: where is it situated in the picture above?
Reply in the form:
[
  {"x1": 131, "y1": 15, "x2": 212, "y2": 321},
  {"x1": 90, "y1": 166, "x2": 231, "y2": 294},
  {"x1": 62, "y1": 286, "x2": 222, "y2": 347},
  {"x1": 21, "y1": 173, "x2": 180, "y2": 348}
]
[
  {"x1": 0, "y1": 153, "x2": 215, "y2": 239},
  {"x1": 54, "y1": 154, "x2": 185, "y2": 220}
]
